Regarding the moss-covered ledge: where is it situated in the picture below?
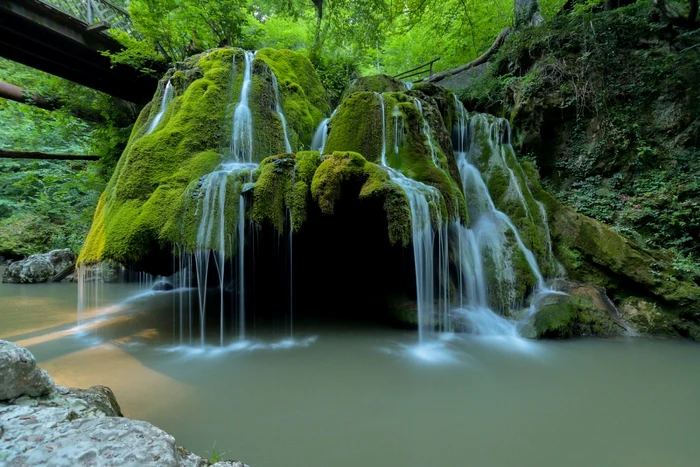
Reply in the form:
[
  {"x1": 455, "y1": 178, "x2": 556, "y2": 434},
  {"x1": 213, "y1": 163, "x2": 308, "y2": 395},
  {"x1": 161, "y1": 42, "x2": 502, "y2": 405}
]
[
  {"x1": 520, "y1": 161, "x2": 700, "y2": 337},
  {"x1": 79, "y1": 47, "x2": 328, "y2": 266}
]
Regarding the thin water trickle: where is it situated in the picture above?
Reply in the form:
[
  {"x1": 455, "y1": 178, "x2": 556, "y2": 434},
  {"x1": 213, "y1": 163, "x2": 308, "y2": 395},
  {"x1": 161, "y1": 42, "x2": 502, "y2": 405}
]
[
  {"x1": 272, "y1": 73, "x2": 292, "y2": 153},
  {"x1": 413, "y1": 98, "x2": 439, "y2": 168},
  {"x1": 145, "y1": 80, "x2": 174, "y2": 135},
  {"x1": 231, "y1": 51, "x2": 255, "y2": 162},
  {"x1": 311, "y1": 109, "x2": 336, "y2": 153}
]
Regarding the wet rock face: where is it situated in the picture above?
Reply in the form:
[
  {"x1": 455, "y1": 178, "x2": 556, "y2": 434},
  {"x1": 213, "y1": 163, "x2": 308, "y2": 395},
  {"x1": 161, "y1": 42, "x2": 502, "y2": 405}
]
[
  {"x1": 0, "y1": 342, "x2": 250, "y2": 466},
  {"x1": 531, "y1": 280, "x2": 628, "y2": 339},
  {"x1": 1, "y1": 248, "x2": 76, "y2": 284},
  {"x1": 0, "y1": 340, "x2": 54, "y2": 400}
]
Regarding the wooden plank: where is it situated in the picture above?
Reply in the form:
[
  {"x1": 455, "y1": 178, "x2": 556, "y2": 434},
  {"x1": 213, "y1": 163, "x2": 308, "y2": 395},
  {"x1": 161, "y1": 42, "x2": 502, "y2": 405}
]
[{"x1": 0, "y1": 150, "x2": 100, "y2": 161}]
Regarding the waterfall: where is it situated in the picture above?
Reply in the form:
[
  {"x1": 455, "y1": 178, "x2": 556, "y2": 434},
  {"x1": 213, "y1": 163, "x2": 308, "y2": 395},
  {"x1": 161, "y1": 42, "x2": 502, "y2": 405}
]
[
  {"x1": 187, "y1": 50, "x2": 258, "y2": 346},
  {"x1": 376, "y1": 92, "x2": 444, "y2": 343},
  {"x1": 311, "y1": 118, "x2": 329, "y2": 153},
  {"x1": 413, "y1": 98, "x2": 439, "y2": 168},
  {"x1": 392, "y1": 104, "x2": 404, "y2": 154},
  {"x1": 450, "y1": 97, "x2": 559, "y2": 334},
  {"x1": 272, "y1": 73, "x2": 293, "y2": 153},
  {"x1": 311, "y1": 109, "x2": 336, "y2": 153},
  {"x1": 145, "y1": 80, "x2": 174, "y2": 135},
  {"x1": 180, "y1": 49, "x2": 299, "y2": 346},
  {"x1": 231, "y1": 51, "x2": 255, "y2": 162}
]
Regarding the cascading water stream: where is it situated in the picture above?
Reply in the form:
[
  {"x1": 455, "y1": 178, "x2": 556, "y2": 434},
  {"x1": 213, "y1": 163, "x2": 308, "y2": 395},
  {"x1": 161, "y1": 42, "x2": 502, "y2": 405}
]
[
  {"x1": 376, "y1": 92, "x2": 443, "y2": 343},
  {"x1": 187, "y1": 50, "x2": 259, "y2": 346},
  {"x1": 272, "y1": 73, "x2": 293, "y2": 153},
  {"x1": 451, "y1": 97, "x2": 561, "y2": 334},
  {"x1": 145, "y1": 80, "x2": 174, "y2": 135},
  {"x1": 232, "y1": 51, "x2": 255, "y2": 162},
  {"x1": 311, "y1": 109, "x2": 336, "y2": 153},
  {"x1": 183, "y1": 50, "x2": 298, "y2": 346}
]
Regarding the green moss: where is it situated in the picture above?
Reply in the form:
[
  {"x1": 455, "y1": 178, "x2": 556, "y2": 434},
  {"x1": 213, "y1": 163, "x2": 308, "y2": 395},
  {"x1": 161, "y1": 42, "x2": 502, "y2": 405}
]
[
  {"x1": 311, "y1": 151, "x2": 412, "y2": 246},
  {"x1": 256, "y1": 48, "x2": 330, "y2": 148},
  {"x1": 252, "y1": 154, "x2": 308, "y2": 232},
  {"x1": 79, "y1": 47, "x2": 326, "y2": 265},
  {"x1": 533, "y1": 294, "x2": 619, "y2": 339},
  {"x1": 324, "y1": 92, "x2": 384, "y2": 161},
  {"x1": 324, "y1": 91, "x2": 467, "y2": 225}
]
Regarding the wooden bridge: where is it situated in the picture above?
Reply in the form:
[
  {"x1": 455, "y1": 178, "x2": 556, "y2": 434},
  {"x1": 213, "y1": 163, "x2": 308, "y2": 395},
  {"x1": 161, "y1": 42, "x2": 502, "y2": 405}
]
[{"x1": 0, "y1": 0, "x2": 158, "y2": 103}]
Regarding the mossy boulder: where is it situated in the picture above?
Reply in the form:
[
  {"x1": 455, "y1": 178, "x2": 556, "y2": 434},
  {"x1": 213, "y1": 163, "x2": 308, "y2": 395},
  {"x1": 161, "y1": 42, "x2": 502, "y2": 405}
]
[
  {"x1": 620, "y1": 297, "x2": 700, "y2": 340},
  {"x1": 79, "y1": 47, "x2": 328, "y2": 266},
  {"x1": 532, "y1": 281, "x2": 624, "y2": 339},
  {"x1": 345, "y1": 74, "x2": 407, "y2": 96},
  {"x1": 324, "y1": 90, "x2": 467, "y2": 224},
  {"x1": 256, "y1": 48, "x2": 330, "y2": 148},
  {"x1": 249, "y1": 151, "x2": 413, "y2": 246},
  {"x1": 518, "y1": 159, "x2": 700, "y2": 338}
]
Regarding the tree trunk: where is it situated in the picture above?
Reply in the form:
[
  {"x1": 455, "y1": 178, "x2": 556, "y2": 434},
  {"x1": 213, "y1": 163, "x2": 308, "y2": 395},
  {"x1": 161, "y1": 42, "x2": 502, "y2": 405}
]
[
  {"x1": 0, "y1": 81, "x2": 59, "y2": 111},
  {"x1": 0, "y1": 80, "x2": 109, "y2": 123},
  {"x1": 311, "y1": 0, "x2": 324, "y2": 62}
]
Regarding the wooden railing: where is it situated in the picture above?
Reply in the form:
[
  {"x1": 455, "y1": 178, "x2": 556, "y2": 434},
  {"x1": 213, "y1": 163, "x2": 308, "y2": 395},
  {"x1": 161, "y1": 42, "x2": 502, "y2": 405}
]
[{"x1": 393, "y1": 58, "x2": 441, "y2": 82}]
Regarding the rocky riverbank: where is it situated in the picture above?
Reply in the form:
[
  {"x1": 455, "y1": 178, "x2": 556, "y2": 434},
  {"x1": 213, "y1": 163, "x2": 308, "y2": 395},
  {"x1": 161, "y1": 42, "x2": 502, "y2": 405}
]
[{"x1": 0, "y1": 340, "x2": 248, "y2": 466}]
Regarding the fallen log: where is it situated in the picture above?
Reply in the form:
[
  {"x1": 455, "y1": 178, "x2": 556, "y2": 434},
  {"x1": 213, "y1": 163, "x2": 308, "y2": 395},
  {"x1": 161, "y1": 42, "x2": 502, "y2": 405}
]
[
  {"x1": 0, "y1": 80, "x2": 108, "y2": 123},
  {"x1": 425, "y1": 27, "x2": 511, "y2": 83},
  {"x1": 51, "y1": 263, "x2": 76, "y2": 282},
  {"x1": 0, "y1": 81, "x2": 59, "y2": 111}
]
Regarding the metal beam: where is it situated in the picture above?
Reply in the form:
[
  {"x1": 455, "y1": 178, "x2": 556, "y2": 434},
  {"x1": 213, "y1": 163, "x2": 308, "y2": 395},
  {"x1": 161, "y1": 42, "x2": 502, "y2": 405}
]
[{"x1": 0, "y1": 0, "x2": 159, "y2": 103}]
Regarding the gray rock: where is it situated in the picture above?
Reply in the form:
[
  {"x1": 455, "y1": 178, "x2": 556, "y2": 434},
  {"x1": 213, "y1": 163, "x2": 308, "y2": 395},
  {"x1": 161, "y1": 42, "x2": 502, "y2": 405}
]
[
  {"x1": 0, "y1": 342, "x2": 247, "y2": 467},
  {"x1": 1, "y1": 249, "x2": 76, "y2": 284},
  {"x1": 0, "y1": 340, "x2": 54, "y2": 400},
  {"x1": 0, "y1": 413, "x2": 198, "y2": 466},
  {"x1": 211, "y1": 462, "x2": 251, "y2": 467},
  {"x1": 70, "y1": 261, "x2": 123, "y2": 283}
]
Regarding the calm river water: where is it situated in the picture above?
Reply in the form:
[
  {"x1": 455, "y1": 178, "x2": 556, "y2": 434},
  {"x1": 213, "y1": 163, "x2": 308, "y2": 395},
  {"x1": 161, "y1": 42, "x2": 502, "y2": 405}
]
[{"x1": 1, "y1": 277, "x2": 699, "y2": 466}]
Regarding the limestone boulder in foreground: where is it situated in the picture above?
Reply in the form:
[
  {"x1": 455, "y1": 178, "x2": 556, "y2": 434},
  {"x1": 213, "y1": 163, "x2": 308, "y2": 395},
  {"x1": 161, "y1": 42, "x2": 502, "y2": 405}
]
[{"x1": 0, "y1": 340, "x2": 249, "y2": 466}]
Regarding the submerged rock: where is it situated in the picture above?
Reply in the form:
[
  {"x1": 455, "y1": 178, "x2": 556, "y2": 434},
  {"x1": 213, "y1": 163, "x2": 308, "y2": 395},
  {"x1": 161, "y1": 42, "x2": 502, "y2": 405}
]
[
  {"x1": 70, "y1": 261, "x2": 123, "y2": 283},
  {"x1": 0, "y1": 342, "x2": 249, "y2": 466},
  {"x1": 153, "y1": 279, "x2": 174, "y2": 291},
  {"x1": 532, "y1": 280, "x2": 627, "y2": 339},
  {"x1": 2, "y1": 249, "x2": 76, "y2": 284},
  {"x1": 0, "y1": 340, "x2": 54, "y2": 400}
]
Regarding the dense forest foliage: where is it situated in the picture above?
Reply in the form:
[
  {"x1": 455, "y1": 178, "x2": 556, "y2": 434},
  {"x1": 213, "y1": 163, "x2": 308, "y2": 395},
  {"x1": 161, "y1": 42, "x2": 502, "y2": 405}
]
[
  {"x1": 1, "y1": 0, "x2": 698, "y2": 270},
  {"x1": 0, "y1": 59, "x2": 134, "y2": 257}
]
